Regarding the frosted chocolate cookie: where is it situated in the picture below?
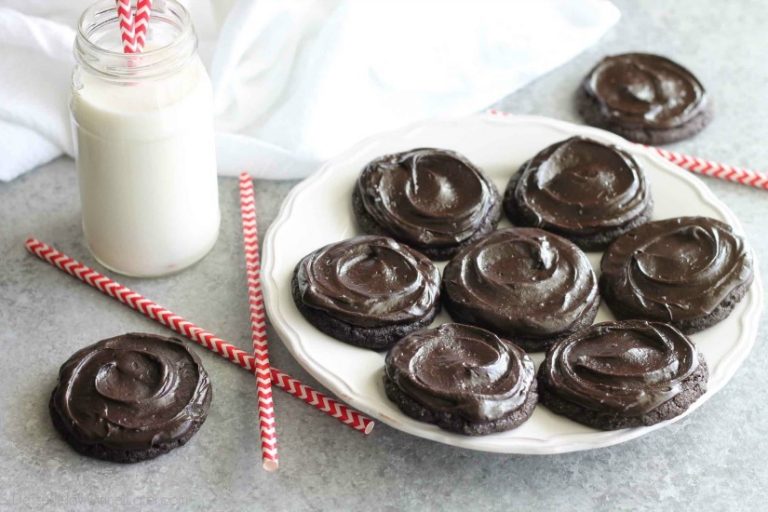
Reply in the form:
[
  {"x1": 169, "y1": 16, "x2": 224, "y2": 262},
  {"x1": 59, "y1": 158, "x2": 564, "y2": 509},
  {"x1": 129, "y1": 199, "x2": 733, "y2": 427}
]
[
  {"x1": 503, "y1": 137, "x2": 652, "y2": 250},
  {"x1": 353, "y1": 148, "x2": 501, "y2": 260},
  {"x1": 442, "y1": 228, "x2": 599, "y2": 351},
  {"x1": 600, "y1": 216, "x2": 754, "y2": 333},
  {"x1": 49, "y1": 333, "x2": 212, "y2": 463},
  {"x1": 384, "y1": 323, "x2": 537, "y2": 435},
  {"x1": 292, "y1": 236, "x2": 441, "y2": 350},
  {"x1": 538, "y1": 320, "x2": 708, "y2": 430},
  {"x1": 578, "y1": 53, "x2": 712, "y2": 144}
]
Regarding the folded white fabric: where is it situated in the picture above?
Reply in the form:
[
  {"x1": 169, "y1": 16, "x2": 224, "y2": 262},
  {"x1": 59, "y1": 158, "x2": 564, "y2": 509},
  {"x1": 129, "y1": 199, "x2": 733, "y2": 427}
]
[
  {"x1": 0, "y1": 0, "x2": 619, "y2": 182},
  {"x1": 0, "y1": 8, "x2": 76, "y2": 180}
]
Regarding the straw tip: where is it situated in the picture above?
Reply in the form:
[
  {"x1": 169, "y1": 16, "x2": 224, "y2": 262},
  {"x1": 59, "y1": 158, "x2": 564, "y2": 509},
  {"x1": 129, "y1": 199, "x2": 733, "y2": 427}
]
[
  {"x1": 363, "y1": 422, "x2": 375, "y2": 435},
  {"x1": 262, "y1": 459, "x2": 279, "y2": 472},
  {"x1": 24, "y1": 237, "x2": 40, "y2": 251}
]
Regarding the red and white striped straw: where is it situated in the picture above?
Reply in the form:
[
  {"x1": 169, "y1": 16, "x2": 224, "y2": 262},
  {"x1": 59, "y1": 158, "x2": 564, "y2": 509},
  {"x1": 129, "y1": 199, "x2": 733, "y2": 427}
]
[
  {"x1": 643, "y1": 145, "x2": 768, "y2": 191},
  {"x1": 116, "y1": 0, "x2": 136, "y2": 53},
  {"x1": 238, "y1": 173, "x2": 279, "y2": 472},
  {"x1": 25, "y1": 238, "x2": 375, "y2": 435},
  {"x1": 485, "y1": 109, "x2": 768, "y2": 191},
  {"x1": 133, "y1": 0, "x2": 152, "y2": 52}
]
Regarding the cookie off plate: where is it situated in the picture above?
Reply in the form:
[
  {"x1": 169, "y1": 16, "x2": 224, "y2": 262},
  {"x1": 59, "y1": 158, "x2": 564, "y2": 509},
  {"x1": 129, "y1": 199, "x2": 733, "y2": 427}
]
[{"x1": 262, "y1": 113, "x2": 763, "y2": 454}]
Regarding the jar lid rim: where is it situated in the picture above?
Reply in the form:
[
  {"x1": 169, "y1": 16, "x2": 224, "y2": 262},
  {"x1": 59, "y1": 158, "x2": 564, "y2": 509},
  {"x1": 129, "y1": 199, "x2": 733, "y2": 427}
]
[{"x1": 75, "y1": 0, "x2": 196, "y2": 79}]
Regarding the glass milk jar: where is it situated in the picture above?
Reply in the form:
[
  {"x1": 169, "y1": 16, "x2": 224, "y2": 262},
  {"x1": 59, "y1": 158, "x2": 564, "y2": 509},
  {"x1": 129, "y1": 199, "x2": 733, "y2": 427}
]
[{"x1": 71, "y1": 0, "x2": 220, "y2": 277}]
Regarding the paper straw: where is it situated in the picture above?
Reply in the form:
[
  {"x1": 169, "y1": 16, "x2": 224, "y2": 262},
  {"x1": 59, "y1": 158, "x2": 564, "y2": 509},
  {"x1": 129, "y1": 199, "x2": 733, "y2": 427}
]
[
  {"x1": 25, "y1": 238, "x2": 375, "y2": 435},
  {"x1": 238, "y1": 173, "x2": 278, "y2": 471},
  {"x1": 643, "y1": 146, "x2": 768, "y2": 191},
  {"x1": 116, "y1": 0, "x2": 136, "y2": 53},
  {"x1": 133, "y1": 0, "x2": 152, "y2": 52}
]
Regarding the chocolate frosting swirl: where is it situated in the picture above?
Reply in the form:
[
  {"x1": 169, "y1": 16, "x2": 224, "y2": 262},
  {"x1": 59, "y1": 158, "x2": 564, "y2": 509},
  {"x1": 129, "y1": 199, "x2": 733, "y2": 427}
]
[
  {"x1": 508, "y1": 137, "x2": 650, "y2": 236},
  {"x1": 601, "y1": 216, "x2": 753, "y2": 323},
  {"x1": 583, "y1": 53, "x2": 708, "y2": 129},
  {"x1": 295, "y1": 236, "x2": 440, "y2": 327},
  {"x1": 355, "y1": 148, "x2": 500, "y2": 249},
  {"x1": 443, "y1": 228, "x2": 598, "y2": 339},
  {"x1": 51, "y1": 333, "x2": 211, "y2": 449},
  {"x1": 385, "y1": 323, "x2": 535, "y2": 422},
  {"x1": 540, "y1": 320, "x2": 700, "y2": 415}
]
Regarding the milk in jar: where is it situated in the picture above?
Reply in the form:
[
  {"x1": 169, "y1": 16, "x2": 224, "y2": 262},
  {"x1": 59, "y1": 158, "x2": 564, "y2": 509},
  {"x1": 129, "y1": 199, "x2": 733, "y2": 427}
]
[{"x1": 71, "y1": 0, "x2": 219, "y2": 277}]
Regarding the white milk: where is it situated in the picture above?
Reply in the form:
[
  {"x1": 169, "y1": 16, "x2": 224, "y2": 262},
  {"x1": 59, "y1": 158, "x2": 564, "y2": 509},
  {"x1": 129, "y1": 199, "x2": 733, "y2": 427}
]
[{"x1": 72, "y1": 1, "x2": 219, "y2": 277}]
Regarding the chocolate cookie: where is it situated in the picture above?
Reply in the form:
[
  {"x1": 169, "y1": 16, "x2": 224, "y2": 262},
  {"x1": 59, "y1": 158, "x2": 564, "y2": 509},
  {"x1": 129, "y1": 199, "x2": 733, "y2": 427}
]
[
  {"x1": 353, "y1": 148, "x2": 502, "y2": 260},
  {"x1": 600, "y1": 216, "x2": 754, "y2": 333},
  {"x1": 50, "y1": 333, "x2": 212, "y2": 463},
  {"x1": 442, "y1": 228, "x2": 599, "y2": 351},
  {"x1": 384, "y1": 323, "x2": 537, "y2": 435},
  {"x1": 578, "y1": 53, "x2": 713, "y2": 144},
  {"x1": 292, "y1": 236, "x2": 441, "y2": 350},
  {"x1": 504, "y1": 137, "x2": 653, "y2": 250},
  {"x1": 538, "y1": 320, "x2": 708, "y2": 430}
]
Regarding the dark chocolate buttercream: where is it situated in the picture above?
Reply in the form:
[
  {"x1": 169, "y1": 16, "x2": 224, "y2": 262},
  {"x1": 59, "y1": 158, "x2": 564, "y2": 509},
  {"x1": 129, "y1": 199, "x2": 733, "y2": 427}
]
[
  {"x1": 295, "y1": 235, "x2": 440, "y2": 327},
  {"x1": 509, "y1": 137, "x2": 650, "y2": 236},
  {"x1": 51, "y1": 333, "x2": 211, "y2": 450},
  {"x1": 540, "y1": 320, "x2": 700, "y2": 415},
  {"x1": 601, "y1": 216, "x2": 753, "y2": 322},
  {"x1": 443, "y1": 228, "x2": 598, "y2": 339},
  {"x1": 355, "y1": 148, "x2": 500, "y2": 249},
  {"x1": 583, "y1": 53, "x2": 708, "y2": 129},
  {"x1": 385, "y1": 323, "x2": 535, "y2": 423}
]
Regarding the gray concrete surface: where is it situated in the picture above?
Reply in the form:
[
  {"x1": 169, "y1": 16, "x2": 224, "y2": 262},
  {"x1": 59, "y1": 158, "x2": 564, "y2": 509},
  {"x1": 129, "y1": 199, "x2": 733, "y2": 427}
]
[{"x1": 1, "y1": 1, "x2": 767, "y2": 510}]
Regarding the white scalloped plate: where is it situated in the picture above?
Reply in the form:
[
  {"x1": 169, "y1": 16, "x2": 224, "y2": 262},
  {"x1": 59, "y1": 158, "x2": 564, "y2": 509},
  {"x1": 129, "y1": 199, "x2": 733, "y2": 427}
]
[{"x1": 262, "y1": 114, "x2": 763, "y2": 454}]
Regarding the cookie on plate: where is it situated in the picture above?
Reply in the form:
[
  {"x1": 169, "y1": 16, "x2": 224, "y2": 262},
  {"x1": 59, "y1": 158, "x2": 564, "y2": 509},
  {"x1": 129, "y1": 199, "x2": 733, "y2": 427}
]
[
  {"x1": 503, "y1": 137, "x2": 652, "y2": 250},
  {"x1": 600, "y1": 216, "x2": 754, "y2": 333},
  {"x1": 442, "y1": 227, "x2": 599, "y2": 351},
  {"x1": 384, "y1": 323, "x2": 537, "y2": 435},
  {"x1": 538, "y1": 320, "x2": 708, "y2": 430},
  {"x1": 292, "y1": 235, "x2": 441, "y2": 350},
  {"x1": 578, "y1": 52, "x2": 713, "y2": 144},
  {"x1": 50, "y1": 333, "x2": 212, "y2": 463},
  {"x1": 353, "y1": 148, "x2": 501, "y2": 260}
]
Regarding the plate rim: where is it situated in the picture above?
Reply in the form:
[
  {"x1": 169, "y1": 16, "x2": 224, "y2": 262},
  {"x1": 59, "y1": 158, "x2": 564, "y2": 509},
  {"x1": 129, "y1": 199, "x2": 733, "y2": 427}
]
[{"x1": 262, "y1": 113, "x2": 764, "y2": 454}]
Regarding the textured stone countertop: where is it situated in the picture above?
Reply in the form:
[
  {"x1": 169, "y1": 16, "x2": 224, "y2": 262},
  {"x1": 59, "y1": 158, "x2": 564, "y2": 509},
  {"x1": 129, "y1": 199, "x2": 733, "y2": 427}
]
[{"x1": 1, "y1": 1, "x2": 766, "y2": 510}]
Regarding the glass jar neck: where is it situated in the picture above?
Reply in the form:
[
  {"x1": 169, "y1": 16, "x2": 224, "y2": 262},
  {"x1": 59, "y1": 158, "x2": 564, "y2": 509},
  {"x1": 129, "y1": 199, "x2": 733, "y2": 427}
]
[{"x1": 75, "y1": 0, "x2": 197, "y2": 82}]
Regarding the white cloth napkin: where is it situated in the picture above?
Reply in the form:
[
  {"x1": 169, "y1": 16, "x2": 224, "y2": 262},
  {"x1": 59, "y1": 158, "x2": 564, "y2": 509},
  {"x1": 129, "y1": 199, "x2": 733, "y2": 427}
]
[{"x1": 0, "y1": 0, "x2": 619, "y2": 182}]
